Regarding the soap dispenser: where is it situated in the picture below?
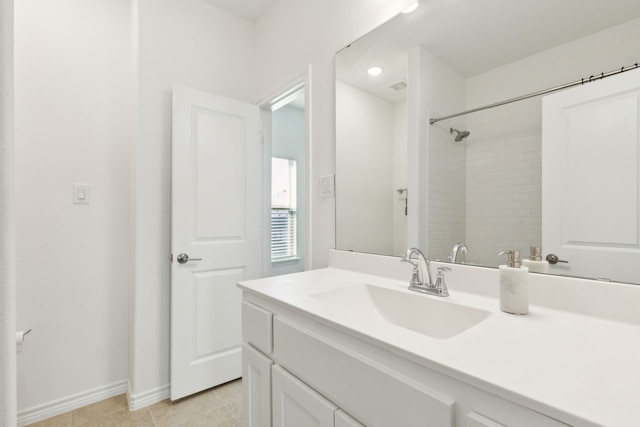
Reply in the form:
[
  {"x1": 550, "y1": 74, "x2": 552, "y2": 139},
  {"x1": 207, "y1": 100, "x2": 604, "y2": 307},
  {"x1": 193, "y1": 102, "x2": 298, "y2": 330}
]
[
  {"x1": 498, "y1": 250, "x2": 529, "y2": 315},
  {"x1": 521, "y1": 246, "x2": 549, "y2": 274}
]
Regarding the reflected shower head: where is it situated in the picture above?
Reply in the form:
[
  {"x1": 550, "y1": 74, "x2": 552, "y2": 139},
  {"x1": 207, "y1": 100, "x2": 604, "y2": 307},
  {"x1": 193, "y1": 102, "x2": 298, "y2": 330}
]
[{"x1": 450, "y1": 127, "x2": 470, "y2": 142}]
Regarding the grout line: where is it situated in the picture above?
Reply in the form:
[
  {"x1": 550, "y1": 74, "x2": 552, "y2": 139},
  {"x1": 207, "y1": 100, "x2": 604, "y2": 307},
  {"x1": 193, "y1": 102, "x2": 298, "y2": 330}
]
[
  {"x1": 217, "y1": 392, "x2": 236, "y2": 421},
  {"x1": 216, "y1": 382, "x2": 243, "y2": 424},
  {"x1": 147, "y1": 406, "x2": 158, "y2": 427}
]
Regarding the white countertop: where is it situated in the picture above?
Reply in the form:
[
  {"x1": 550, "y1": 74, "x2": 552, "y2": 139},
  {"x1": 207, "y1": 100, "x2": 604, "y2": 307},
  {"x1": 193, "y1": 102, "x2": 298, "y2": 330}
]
[{"x1": 238, "y1": 252, "x2": 640, "y2": 427}]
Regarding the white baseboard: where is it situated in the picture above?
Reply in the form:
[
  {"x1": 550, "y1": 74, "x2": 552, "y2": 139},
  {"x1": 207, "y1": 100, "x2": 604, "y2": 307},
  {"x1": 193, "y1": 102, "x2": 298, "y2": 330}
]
[
  {"x1": 127, "y1": 381, "x2": 170, "y2": 411},
  {"x1": 17, "y1": 380, "x2": 128, "y2": 426}
]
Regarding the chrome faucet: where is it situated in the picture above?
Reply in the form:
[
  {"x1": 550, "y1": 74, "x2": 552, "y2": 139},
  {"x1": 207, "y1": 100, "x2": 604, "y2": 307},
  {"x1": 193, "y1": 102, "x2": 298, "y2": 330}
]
[
  {"x1": 401, "y1": 248, "x2": 449, "y2": 297},
  {"x1": 448, "y1": 243, "x2": 468, "y2": 263}
]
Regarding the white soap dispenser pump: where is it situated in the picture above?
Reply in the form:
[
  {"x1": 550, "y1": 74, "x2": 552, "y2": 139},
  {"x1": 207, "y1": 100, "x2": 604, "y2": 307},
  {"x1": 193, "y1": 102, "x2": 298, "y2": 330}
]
[{"x1": 498, "y1": 250, "x2": 529, "y2": 315}]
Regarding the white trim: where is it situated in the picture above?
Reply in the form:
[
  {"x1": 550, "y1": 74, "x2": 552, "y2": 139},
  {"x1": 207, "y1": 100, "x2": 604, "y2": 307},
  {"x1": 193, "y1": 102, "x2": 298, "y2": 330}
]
[
  {"x1": 254, "y1": 66, "x2": 309, "y2": 108},
  {"x1": 127, "y1": 381, "x2": 170, "y2": 411},
  {"x1": 17, "y1": 380, "x2": 128, "y2": 427},
  {"x1": 303, "y1": 65, "x2": 313, "y2": 271},
  {"x1": 271, "y1": 256, "x2": 302, "y2": 266},
  {"x1": 0, "y1": 0, "x2": 16, "y2": 425}
]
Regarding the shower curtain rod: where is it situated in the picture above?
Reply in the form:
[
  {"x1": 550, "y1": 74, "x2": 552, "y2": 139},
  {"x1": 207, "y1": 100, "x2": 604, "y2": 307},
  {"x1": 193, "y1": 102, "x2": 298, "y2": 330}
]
[{"x1": 429, "y1": 62, "x2": 640, "y2": 125}]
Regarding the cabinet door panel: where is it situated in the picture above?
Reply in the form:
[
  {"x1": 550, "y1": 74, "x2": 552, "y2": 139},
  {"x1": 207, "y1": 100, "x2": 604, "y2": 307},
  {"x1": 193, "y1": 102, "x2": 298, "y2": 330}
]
[
  {"x1": 272, "y1": 365, "x2": 337, "y2": 427},
  {"x1": 243, "y1": 344, "x2": 273, "y2": 427}
]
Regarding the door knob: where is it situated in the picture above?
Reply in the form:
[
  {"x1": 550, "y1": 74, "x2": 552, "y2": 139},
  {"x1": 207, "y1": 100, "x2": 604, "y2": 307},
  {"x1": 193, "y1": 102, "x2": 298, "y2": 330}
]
[
  {"x1": 545, "y1": 254, "x2": 568, "y2": 264},
  {"x1": 176, "y1": 253, "x2": 202, "y2": 264}
]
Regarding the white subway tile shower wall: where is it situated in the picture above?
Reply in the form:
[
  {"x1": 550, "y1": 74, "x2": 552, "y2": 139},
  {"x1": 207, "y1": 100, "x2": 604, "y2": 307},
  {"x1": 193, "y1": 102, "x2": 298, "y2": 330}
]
[
  {"x1": 428, "y1": 123, "x2": 467, "y2": 261},
  {"x1": 465, "y1": 99, "x2": 542, "y2": 267}
]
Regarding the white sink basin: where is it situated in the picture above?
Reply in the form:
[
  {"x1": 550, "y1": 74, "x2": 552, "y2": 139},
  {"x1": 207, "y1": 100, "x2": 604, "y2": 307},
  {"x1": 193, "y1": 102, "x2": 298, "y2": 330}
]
[{"x1": 312, "y1": 284, "x2": 490, "y2": 339}]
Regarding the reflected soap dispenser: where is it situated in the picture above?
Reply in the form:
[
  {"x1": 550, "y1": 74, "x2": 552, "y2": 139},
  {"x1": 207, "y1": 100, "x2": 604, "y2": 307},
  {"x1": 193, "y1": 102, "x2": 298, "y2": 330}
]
[
  {"x1": 521, "y1": 246, "x2": 549, "y2": 274},
  {"x1": 498, "y1": 250, "x2": 529, "y2": 315}
]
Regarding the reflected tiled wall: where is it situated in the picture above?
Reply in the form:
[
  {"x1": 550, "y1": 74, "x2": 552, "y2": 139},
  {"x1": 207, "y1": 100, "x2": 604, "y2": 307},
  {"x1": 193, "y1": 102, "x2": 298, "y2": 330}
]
[
  {"x1": 465, "y1": 100, "x2": 542, "y2": 267},
  {"x1": 428, "y1": 123, "x2": 467, "y2": 262}
]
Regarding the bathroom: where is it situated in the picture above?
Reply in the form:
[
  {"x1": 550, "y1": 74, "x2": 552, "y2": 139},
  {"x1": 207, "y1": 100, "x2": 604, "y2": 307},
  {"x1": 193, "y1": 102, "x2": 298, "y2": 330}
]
[{"x1": 1, "y1": 0, "x2": 639, "y2": 426}]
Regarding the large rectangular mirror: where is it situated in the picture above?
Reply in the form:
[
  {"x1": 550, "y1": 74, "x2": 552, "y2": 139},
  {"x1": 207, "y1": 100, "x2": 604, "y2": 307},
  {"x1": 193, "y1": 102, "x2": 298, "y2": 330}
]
[{"x1": 336, "y1": 0, "x2": 640, "y2": 284}]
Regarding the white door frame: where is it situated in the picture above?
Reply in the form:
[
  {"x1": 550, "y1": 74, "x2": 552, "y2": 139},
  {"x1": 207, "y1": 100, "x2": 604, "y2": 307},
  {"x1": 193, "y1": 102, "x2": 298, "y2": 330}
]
[{"x1": 258, "y1": 67, "x2": 312, "y2": 276}]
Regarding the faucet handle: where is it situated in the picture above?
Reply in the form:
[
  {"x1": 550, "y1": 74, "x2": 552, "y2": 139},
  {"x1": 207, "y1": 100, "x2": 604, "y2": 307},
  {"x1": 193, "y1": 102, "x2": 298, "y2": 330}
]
[
  {"x1": 406, "y1": 261, "x2": 421, "y2": 286},
  {"x1": 435, "y1": 267, "x2": 451, "y2": 296}
]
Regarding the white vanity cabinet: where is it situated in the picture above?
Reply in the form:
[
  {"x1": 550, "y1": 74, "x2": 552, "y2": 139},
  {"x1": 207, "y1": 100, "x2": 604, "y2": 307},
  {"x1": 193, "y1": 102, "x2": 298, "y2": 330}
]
[
  {"x1": 242, "y1": 302, "x2": 273, "y2": 427},
  {"x1": 241, "y1": 295, "x2": 569, "y2": 427},
  {"x1": 242, "y1": 300, "x2": 365, "y2": 427},
  {"x1": 272, "y1": 365, "x2": 338, "y2": 426},
  {"x1": 242, "y1": 343, "x2": 272, "y2": 427}
]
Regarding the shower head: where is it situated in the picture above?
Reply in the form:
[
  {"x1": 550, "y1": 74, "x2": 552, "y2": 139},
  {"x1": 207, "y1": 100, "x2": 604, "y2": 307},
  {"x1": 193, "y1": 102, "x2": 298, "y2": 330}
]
[{"x1": 450, "y1": 127, "x2": 470, "y2": 142}]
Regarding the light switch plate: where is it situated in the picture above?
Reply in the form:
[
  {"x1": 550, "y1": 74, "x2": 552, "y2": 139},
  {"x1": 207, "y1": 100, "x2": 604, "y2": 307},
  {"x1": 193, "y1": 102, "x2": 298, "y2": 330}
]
[
  {"x1": 320, "y1": 175, "x2": 335, "y2": 198},
  {"x1": 73, "y1": 184, "x2": 90, "y2": 204}
]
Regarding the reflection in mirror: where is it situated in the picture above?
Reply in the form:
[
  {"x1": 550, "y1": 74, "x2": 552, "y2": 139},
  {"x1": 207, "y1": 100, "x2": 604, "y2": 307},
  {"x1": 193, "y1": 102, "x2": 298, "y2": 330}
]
[{"x1": 335, "y1": 0, "x2": 640, "y2": 284}]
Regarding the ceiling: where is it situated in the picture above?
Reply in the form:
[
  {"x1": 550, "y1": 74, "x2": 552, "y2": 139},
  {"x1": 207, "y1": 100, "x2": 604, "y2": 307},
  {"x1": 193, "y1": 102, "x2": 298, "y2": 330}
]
[
  {"x1": 336, "y1": 0, "x2": 640, "y2": 103},
  {"x1": 202, "y1": 0, "x2": 274, "y2": 21}
]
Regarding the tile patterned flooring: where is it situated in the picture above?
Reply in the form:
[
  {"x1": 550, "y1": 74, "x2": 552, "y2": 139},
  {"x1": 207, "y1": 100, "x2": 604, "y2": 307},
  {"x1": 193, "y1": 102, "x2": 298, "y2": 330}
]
[{"x1": 26, "y1": 379, "x2": 243, "y2": 427}]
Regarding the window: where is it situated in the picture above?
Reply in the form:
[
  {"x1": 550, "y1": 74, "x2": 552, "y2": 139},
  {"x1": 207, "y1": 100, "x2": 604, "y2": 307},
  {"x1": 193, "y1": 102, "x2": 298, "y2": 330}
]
[{"x1": 271, "y1": 157, "x2": 297, "y2": 260}]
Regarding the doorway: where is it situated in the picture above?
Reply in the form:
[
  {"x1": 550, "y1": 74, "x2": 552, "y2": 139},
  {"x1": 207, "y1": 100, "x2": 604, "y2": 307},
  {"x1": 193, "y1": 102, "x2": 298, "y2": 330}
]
[{"x1": 260, "y1": 78, "x2": 309, "y2": 277}]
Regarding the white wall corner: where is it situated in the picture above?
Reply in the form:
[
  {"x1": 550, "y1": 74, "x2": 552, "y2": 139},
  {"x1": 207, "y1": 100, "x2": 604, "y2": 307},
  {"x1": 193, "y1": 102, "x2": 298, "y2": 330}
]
[{"x1": 127, "y1": 381, "x2": 170, "y2": 411}]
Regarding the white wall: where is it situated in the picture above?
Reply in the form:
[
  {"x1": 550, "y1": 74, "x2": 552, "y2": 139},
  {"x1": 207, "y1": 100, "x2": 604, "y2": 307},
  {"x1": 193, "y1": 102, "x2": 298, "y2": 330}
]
[
  {"x1": 130, "y1": 0, "x2": 414, "y2": 407},
  {"x1": 255, "y1": 0, "x2": 415, "y2": 267},
  {"x1": 127, "y1": 0, "x2": 412, "y2": 402},
  {"x1": 14, "y1": 0, "x2": 131, "y2": 418},
  {"x1": 10, "y1": 0, "x2": 415, "y2": 417},
  {"x1": 129, "y1": 0, "x2": 254, "y2": 407},
  {"x1": 465, "y1": 17, "x2": 640, "y2": 266},
  {"x1": 336, "y1": 81, "x2": 395, "y2": 254},
  {"x1": 271, "y1": 105, "x2": 305, "y2": 276}
]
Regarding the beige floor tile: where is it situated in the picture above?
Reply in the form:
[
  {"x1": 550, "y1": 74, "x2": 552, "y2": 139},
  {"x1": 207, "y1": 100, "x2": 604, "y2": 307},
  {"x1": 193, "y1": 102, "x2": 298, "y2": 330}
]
[
  {"x1": 215, "y1": 380, "x2": 242, "y2": 421},
  {"x1": 150, "y1": 388, "x2": 226, "y2": 426},
  {"x1": 73, "y1": 407, "x2": 154, "y2": 427},
  {"x1": 27, "y1": 380, "x2": 244, "y2": 427},
  {"x1": 25, "y1": 412, "x2": 71, "y2": 427},
  {"x1": 71, "y1": 394, "x2": 129, "y2": 426},
  {"x1": 154, "y1": 403, "x2": 239, "y2": 427}
]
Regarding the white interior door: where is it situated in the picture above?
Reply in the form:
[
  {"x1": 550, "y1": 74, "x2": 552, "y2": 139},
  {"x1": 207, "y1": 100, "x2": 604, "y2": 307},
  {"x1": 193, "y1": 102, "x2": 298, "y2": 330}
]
[
  {"x1": 171, "y1": 85, "x2": 262, "y2": 400},
  {"x1": 542, "y1": 68, "x2": 640, "y2": 283}
]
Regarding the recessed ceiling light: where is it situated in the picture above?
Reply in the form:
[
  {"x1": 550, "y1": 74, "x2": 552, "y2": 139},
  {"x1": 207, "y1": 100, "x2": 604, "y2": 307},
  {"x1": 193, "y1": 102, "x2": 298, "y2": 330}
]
[
  {"x1": 401, "y1": 2, "x2": 419, "y2": 14},
  {"x1": 367, "y1": 66, "x2": 383, "y2": 76}
]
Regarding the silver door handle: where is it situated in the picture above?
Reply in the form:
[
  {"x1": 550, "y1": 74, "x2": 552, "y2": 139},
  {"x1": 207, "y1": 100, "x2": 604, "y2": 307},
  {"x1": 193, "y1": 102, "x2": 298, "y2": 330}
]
[
  {"x1": 546, "y1": 254, "x2": 568, "y2": 264},
  {"x1": 176, "y1": 253, "x2": 202, "y2": 264}
]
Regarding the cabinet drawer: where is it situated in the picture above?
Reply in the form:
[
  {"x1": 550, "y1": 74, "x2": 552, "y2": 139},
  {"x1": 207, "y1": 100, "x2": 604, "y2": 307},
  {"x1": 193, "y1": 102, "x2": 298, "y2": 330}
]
[
  {"x1": 274, "y1": 317, "x2": 455, "y2": 427},
  {"x1": 242, "y1": 301, "x2": 273, "y2": 354}
]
